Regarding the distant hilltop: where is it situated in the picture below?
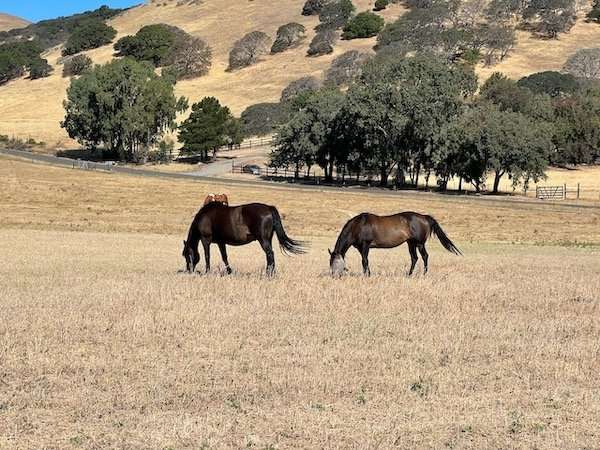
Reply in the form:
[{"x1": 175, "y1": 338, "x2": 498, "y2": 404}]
[{"x1": 0, "y1": 13, "x2": 30, "y2": 32}]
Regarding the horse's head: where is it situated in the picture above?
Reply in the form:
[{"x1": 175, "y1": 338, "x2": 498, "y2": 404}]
[
  {"x1": 182, "y1": 240, "x2": 199, "y2": 273},
  {"x1": 328, "y1": 248, "x2": 346, "y2": 277}
]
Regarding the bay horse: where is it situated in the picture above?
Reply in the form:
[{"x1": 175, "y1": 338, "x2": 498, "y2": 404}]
[
  {"x1": 329, "y1": 212, "x2": 461, "y2": 276},
  {"x1": 183, "y1": 202, "x2": 306, "y2": 275}
]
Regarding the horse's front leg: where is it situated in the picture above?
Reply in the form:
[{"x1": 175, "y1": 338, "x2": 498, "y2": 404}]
[
  {"x1": 201, "y1": 238, "x2": 211, "y2": 274},
  {"x1": 360, "y1": 243, "x2": 371, "y2": 276},
  {"x1": 218, "y1": 242, "x2": 232, "y2": 275}
]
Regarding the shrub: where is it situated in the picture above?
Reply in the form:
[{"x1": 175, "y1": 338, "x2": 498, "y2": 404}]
[
  {"x1": 517, "y1": 71, "x2": 579, "y2": 97},
  {"x1": 29, "y1": 58, "x2": 53, "y2": 79},
  {"x1": 588, "y1": 7, "x2": 600, "y2": 23},
  {"x1": 151, "y1": 138, "x2": 175, "y2": 163},
  {"x1": 373, "y1": 0, "x2": 389, "y2": 11},
  {"x1": 63, "y1": 54, "x2": 93, "y2": 77},
  {"x1": 342, "y1": 11, "x2": 384, "y2": 39},
  {"x1": 241, "y1": 102, "x2": 291, "y2": 136},
  {"x1": 307, "y1": 29, "x2": 337, "y2": 56},
  {"x1": 325, "y1": 50, "x2": 370, "y2": 85},
  {"x1": 62, "y1": 20, "x2": 117, "y2": 56},
  {"x1": 228, "y1": 31, "x2": 271, "y2": 70},
  {"x1": 165, "y1": 36, "x2": 212, "y2": 79},
  {"x1": 0, "y1": 53, "x2": 26, "y2": 84},
  {"x1": 302, "y1": 0, "x2": 327, "y2": 16},
  {"x1": 271, "y1": 23, "x2": 306, "y2": 54},
  {"x1": 563, "y1": 48, "x2": 600, "y2": 80},
  {"x1": 319, "y1": 0, "x2": 355, "y2": 29},
  {"x1": 280, "y1": 76, "x2": 322, "y2": 102}
]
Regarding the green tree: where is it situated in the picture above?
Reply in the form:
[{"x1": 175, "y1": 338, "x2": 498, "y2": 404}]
[
  {"x1": 61, "y1": 58, "x2": 187, "y2": 162},
  {"x1": 552, "y1": 89, "x2": 600, "y2": 165},
  {"x1": 270, "y1": 111, "x2": 316, "y2": 178},
  {"x1": 347, "y1": 53, "x2": 477, "y2": 187},
  {"x1": 62, "y1": 20, "x2": 117, "y2": 56},
  {"x1": 114, "y1": 24, "x2": 177, "y2": 66},
  {"x1": 342, "y1": 11, "x2": 385, "y2": 39},
  {"x1": 178, "y1": 97, "x2": 238, "y2": 160},
  {"x1": 443, "y1": 103, "x2": 552, "y2": 193}
]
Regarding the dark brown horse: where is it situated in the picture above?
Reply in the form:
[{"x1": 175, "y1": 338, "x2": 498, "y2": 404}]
[
  {"x1": 329, "y1": 212, "x2": 461, "y2": 276},
  {"x1": 183, "y1": 202, "x2": 305, "y2": 275}
]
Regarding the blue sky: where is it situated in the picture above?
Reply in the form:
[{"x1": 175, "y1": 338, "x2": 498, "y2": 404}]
[{"x1": 1, "y1": 1, "x2": 141, "y2": 23}]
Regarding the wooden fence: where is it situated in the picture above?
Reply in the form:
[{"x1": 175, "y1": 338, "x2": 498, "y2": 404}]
[{"x1": 173, "y1": 136, "x2": 274, "y2": 159}]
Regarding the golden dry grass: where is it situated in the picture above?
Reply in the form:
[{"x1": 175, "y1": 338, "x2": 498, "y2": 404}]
[
  {"x1": 3, "y1": 156, "x2": 600, "y2": 243},
  {"x1": 0, "y1": 13, "x2": 29, "y2": 31},
  {"x1": 1, "y1": 157, "x2": 600, "y2": 448}
]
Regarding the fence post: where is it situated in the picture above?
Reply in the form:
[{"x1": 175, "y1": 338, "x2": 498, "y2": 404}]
[
  {"x1": 577, "y1": 183, "x2": 580, "y2": 200},
  {"x1": 563, "y1": 183, "x2": 567, "y2": 200}
]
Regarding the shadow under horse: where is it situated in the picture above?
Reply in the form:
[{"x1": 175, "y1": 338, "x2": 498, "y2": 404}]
[
  {"x1": 183, "y1": 202, "x2": 306, "y2": 275},
  {"x1": 329, "y1": 212, "x2": 462, "y2": 276}
]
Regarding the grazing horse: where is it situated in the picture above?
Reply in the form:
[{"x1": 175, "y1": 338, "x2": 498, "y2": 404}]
[
  {"x1": 329, "y1": 212, "x2": 461, "y2": 276},
  {"x1": 183, "y1": 202, "x2": 305, "y2": 275},
  {"x1": 204, "y1": 193, "x2": 229, "y2": 206}
]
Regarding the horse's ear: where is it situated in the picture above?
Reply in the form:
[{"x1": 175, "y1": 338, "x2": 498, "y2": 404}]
[{"x1": 328, "y1": 248, "x2": 332, "y2": 256}]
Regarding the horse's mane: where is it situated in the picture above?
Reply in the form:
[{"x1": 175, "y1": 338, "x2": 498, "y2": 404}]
[{"x1": 334, "y1": 215, "x2": 362, "y2": 255}]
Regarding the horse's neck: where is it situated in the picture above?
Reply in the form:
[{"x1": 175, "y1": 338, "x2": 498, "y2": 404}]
[
  {"x1": 187, "y1": 221, "x2": 201, "y2": 248},
  {"x1": 334, "y1": 229, "x2": 352, "y2": 257}
]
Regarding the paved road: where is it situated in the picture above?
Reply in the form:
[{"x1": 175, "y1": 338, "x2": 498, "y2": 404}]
[{"x1": 2, "y1": 147, "x2": 599, "y2": 212}]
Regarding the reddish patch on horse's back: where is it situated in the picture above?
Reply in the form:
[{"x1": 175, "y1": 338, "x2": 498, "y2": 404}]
[{"x1": 203, "y1": 193, "x2": 229, "y2": 206}]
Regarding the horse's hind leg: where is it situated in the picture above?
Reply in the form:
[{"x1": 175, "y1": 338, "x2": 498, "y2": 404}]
[
  {"x1": 418, "y1": 244, "x2": 429, "y2": 274},
  {"x1": 259, "y1": 238, "x2": 275, "y2": 277},
  {"x1": 218, "y1": 242, "x2": 232, "y2": 275},
  {"x1": 201, "y1": 238, "x2": 211, "y2": 274},
  {"x1": 408, "y1": 241, "x2": 419, "y2": 276}
]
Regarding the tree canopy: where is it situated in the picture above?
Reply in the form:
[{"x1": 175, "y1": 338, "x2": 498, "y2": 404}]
[
  {"x1": 62, "y1": 58, "x2": 187, "y2": 162},
  {"x1": 178, "y1": 97, "x2": 242, "y2": 160}
]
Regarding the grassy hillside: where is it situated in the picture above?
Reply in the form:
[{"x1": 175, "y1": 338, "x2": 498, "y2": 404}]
[
  {"x1": 0, "y1": 0, "x2": 599, "y2": 147},
  {"x1": 0, "y1": 13, "x2": 30, "y2": 31}
]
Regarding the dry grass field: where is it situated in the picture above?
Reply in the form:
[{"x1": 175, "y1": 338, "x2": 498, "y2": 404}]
[
  {"x1": 1, "y1": 0, "x2": 600, "y2": 146},
  {"x1": 1, "y1": 156, "x2": 600, "y2": 448},
  {"x1": 0, "y1": 13, "x2": 29, "y2": 31}
]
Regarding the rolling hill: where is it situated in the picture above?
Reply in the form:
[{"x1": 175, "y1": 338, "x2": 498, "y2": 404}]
[
  {"x1": 0, "y1": 13, "x2": 30, "y2": 32},
  {"x1": 0, "y1": 0, "x2": 599, "y2": 147}
]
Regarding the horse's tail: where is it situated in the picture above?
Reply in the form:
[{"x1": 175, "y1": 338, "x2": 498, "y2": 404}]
[
  {"x1": 270, "y1": 207, "x2": 307, "y2": 255},
  {"x1": 427, "y1": 216, "x2": 462, "y2": 256}
]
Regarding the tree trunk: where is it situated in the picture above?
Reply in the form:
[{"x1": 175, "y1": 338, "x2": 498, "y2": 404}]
[
  {"x1": 414, "y1": 162, "x2": 420, "y2": 188},
  {"x1": 493, "y1": 170, "x2": 504, "y2": 194},
  {"x1": 458, "y1": 177, "x2": 463, "y2": 192},
  {"x1": 380, "y1": 166, "x2": 388, "y2": 187}
]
